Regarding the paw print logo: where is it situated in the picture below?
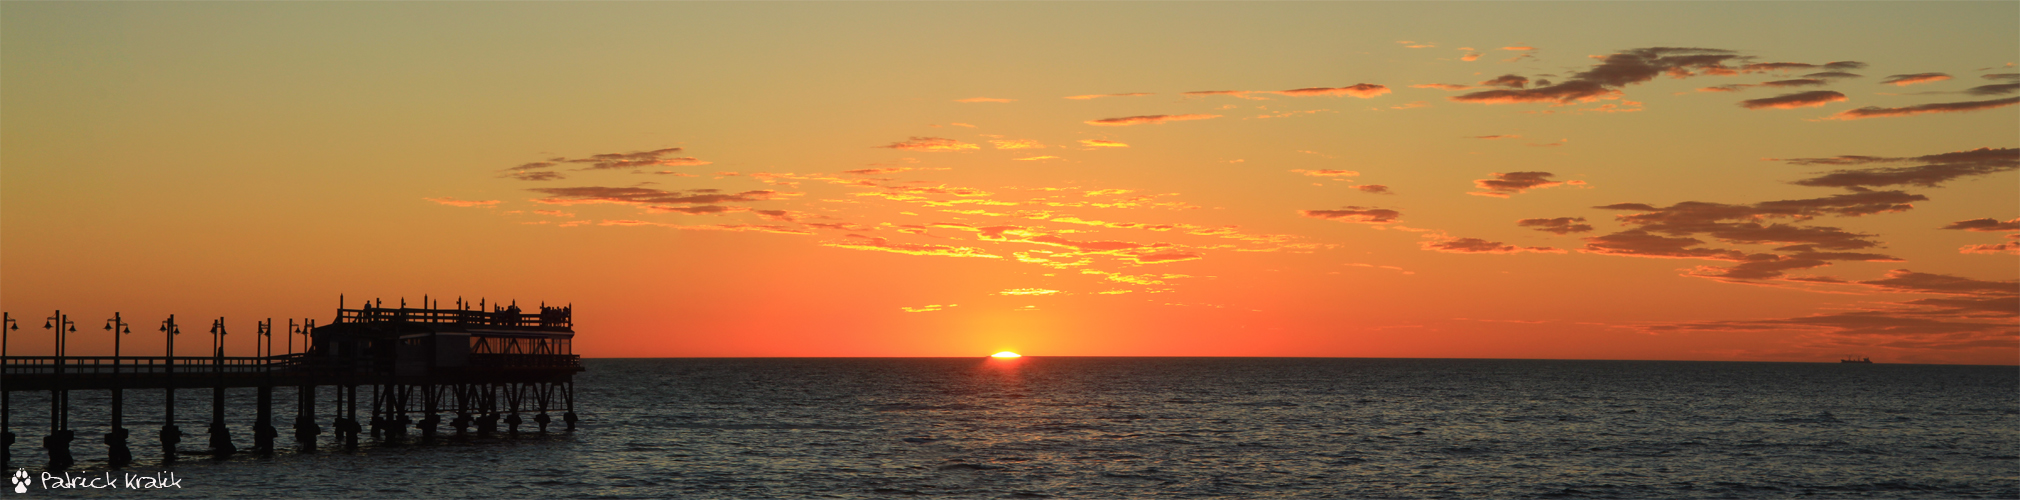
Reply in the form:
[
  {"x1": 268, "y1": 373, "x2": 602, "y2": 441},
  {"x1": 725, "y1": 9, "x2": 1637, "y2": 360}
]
[{"x1": 9, "y1": 469, "x2": 27, "y2": 494}]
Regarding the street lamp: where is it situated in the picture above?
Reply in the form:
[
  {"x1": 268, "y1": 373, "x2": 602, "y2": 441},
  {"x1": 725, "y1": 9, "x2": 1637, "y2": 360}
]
[
  {"x1": 104, "y1": 313, "x2": 134, "y2": 466},
  {"x1": 206, "y1": 317, "x2": 235, "y2": 456},
  {"x1": 43, "y1": 311, "x2": 77, "y2": 469},
  {"x1": 158, "y1": 315, "x2": 181, "y2": 460},
  {"x1": 3, "y1": 313, "x2": 18, "y2": 468}
]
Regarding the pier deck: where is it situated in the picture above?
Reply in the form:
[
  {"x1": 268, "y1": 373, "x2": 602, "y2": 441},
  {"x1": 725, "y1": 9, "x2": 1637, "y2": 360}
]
[{"x1": 1, "y1": 301, "x2": 585, "y2": 470}]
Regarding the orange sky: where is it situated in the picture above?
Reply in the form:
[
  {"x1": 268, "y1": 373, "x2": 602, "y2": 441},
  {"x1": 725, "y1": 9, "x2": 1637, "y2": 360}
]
[{"x1": 3, "y1": 3, "x2": 2015, "y2": 364}]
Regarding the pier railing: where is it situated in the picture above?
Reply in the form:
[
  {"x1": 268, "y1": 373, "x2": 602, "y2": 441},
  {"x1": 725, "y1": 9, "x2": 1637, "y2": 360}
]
[
  {"x1": 334, "y1": 306, "x2": 571, "y2": 329},
  {"x1": 1, "y1": 353, "x2": 580, "y2": 384}
]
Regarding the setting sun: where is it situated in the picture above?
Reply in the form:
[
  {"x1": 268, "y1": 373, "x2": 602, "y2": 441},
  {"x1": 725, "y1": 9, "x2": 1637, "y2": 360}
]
[{"x1": 991, "y1": 351, "x2": 1022, "y2": 359}]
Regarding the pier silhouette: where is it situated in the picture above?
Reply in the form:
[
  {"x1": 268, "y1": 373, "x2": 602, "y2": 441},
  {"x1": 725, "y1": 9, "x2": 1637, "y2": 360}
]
[{"x1": 1, "y1": 296, "x2": 583, "y2": 470}]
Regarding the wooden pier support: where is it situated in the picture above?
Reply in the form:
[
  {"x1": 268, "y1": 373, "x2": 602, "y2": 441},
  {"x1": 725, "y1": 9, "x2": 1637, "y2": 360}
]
[
  {"x1": 254, "y1": 385, "x2": 276, "y2": 453},
  {"x1": 294, "y1": 385, "x2": 320, "y2": 451},
  {"x1": 208, "y1": 386, "x2": 236, "y2": 457}
]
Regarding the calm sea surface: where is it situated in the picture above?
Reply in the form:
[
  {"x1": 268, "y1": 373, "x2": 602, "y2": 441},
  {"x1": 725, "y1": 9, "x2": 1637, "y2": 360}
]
[{"x1": 5, "y1": 358, "x2": 2017, "y2": 498}]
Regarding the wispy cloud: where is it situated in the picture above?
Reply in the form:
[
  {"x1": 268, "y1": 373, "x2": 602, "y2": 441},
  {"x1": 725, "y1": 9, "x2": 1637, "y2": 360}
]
[
  {"x1": 999, "y1": 288, "x2": 1061, "y2": 296},
  {"x1": 1480, "y1": 74, "x2": 1529, "y2": 88},
  {"x1": 1421, "y1": 235, "x2": 1563, "y2": 254},
  {"x1": 1291, "y1": 169, "x2": 1359, "y2": 177},
  {"x1": 425, "y1": 197, "x2": 501, "y2": 207},
  {"x1": 878, "y1": 137, "x2": 981, "y2": 151},
  {"x1": 530, "y1": 186, "x2": 799, "y2": 205},
  {"x1": 1084, "y1": 114, "x2": 1223, "y2": 126},
  {"x1": 1579, "y1": 189, "x2": 1937, "y2": 281},
  {"x1": 1470, "y1": 171, "x2": 1584, "y2": 197},
  {"x1": 1879, "y1": 73, "x2": 1951, "y2": 86},
  {"x1": 1941, "y1": 218, "x2": 2020, "y2": 232},
  {"x1": 955, "y1": 97, "x2": 1016, "y2": 103},
  {"x1": 821, "y1": 234, "x2": 1002, "y2": 259},
  {"x1": 1452, "y1": 47, "x2": 1743, "y2": 105},
  {"x1": 1299, "y1": 207, "x2": 1401, "y2": 224},
  {"x1": 1411, "y1": 83, "x2": 1473, "y2": 91},
  {"x1": 1517, "y1": 217, "x2": 1595, "y2": 234},
  {"x1": 1064, "y1": 93, "x2": 1153, "y2": 100},
  {"x1": 1640, "y1": 270, "x2": 2017, "y2": 351},
  {"x1": 1740, "y1": 90, "x2": 1847, "y2": 109},
  {"x1": 1780, "y1": 147, "x2": 2017, "y2": 188},
  {"x1": 1819, "y1": 97, "x2": 2019, "y2": 120},
  {"x1": 1079, "y1": 139, "x2": 1129, "y2": 148},
  {"x1": 1270, "y1": 84, "x2": 1391, "y2": 98},
  {"x1": 990, "y1": 139, "x2": 1045, "y2": 149}
]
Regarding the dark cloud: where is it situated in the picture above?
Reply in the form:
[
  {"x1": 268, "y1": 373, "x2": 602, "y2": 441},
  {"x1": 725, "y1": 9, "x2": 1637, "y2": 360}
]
[
  {"x1": 1823, "y1": 97, "x2": 2019, "y2": 120},
  {"x1": 1941, "y1": 218, "x2": 2020, "y2": 232},
  {"x1": 1579, "y1": 190, "x2": 1942, "y2": 280},
  {"x1": 1985, "y1": 73, "x2": 2020, "y2": 82},
  {"x1": 1689, "y1": 251, "x2": 1901, "y2": 281},
  {"x1": 1803, "y1": 71, "x2": 1863, "y2": 80},
  {"x1": 1739, "y1": 90, "x2": 1847, "y2": 109},
  {"x1": 1823, "y1": 61, "x2": 1867, "y2": 70},
  {"x1": 1299, "y1": 207, "x2": 1401, "y2": 224},
  {"x1": 1782, "y1": 147, "x2": 2018, "y2": 188},
  {"x1": 510, "y1": 171, "x2": 565, "y2": 181},
  {"x1": 1697, "y1": 84, "x2": 1752, "y2": 93},
  {"x1": 1471, "y1": 171, "x2": 1583, "y2": 197},
  {"x1": 1411, "y1": 84, "x2": 1473, "y2": 91},
  {"x1": 530, "y1": 186, "x2": 796, "y2": 205},
  {"x1": 1582, "y1": 230, "x2": 1745, "y2": 260},
  {"x1": 1759, "y1": 79, "x2": 1827, "y2": 88},
  {"x1": 1420, "y1": 236, "x2": 1563, "y2": 254},
  {"x1": 1963, "y1": 83, "x2": 2020, "y2": 96},
  {"x1": 1862, "y1": 269, "x2": 2019, "y2": 296},
  {"x1": 1517, "y1": 217, "x2": 1595, "y2": 234},
  {"x1": 550, "y1": 147, "x2": 709, "y2": 171},
  {"x1": 646, "y1": 205, "x2": 738, "y2": 215},
  {"x1": 1450, "y1": 80, "x2": 1615, "y2": 105},
  {"x1": 1479, "y1": 75, "x2": 1529, "y2": 88},
  {"x1": 1740, "y1": 62, "x2": 1817, "y2": 73},
  {"x1": 1879, "y1": 73, "x2": 1952, "y2": 86},
  {"x1": 1605, "y1": 190, "x2": 1928, "y2": 227},
  {"x1": 1355, "y1": 185, "x2": 1393, "y2": 195},
  {"x1": 1179, "y1": 89, "x2": 1244, "y2": 97},
  {"x1": 1452, "y1": 47, "x2": 1743, "y2": 105}
]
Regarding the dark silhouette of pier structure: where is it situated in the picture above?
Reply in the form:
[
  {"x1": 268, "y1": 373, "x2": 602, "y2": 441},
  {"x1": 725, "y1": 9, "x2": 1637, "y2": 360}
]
[{"x1": 0, "y1": 297, "x2": 582, "y2": 469}]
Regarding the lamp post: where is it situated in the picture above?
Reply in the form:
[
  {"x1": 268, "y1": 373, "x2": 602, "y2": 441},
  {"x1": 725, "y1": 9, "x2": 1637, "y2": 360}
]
[
  {"x1": 104, "y1": 313, "x2": 134, "y2": 466},
  {"x1": 43, "y1": 311, "x2": 76, "y2": 469},
  {"x1": 159, "y1": 315, "x2": 181, "y2": 460},
  {"x1": 207, "y1": 318, "x2": 235, "y2": 456},
  {"x1": 254, "y1": 319, "x2": 276, "y2": 453},
  {"x1": 3, "y1": 312, "x2": 18, "y2": 468}
]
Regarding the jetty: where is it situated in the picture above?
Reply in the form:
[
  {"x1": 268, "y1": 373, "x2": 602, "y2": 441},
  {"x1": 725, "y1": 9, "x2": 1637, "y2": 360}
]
[{"x1": 0, "y1": 297, "x2": 583, "y2": 470}]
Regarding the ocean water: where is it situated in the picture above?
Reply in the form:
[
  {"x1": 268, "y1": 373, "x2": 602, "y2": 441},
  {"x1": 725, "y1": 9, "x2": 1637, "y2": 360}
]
[{"x1": 4, "y1": 358, "x2": 2016, "y2": 498}]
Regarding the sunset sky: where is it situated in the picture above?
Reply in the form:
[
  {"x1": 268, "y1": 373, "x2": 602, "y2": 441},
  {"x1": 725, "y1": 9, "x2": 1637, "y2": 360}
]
[{"x1": 3, "y1": 2, "x2": 2015, "y2": 364}]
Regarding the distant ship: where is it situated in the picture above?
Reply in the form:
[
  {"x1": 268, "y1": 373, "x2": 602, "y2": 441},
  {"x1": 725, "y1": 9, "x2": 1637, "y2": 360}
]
[{"x1": 1840, "y1": 355, "x2": 1874, "y2": 364}]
